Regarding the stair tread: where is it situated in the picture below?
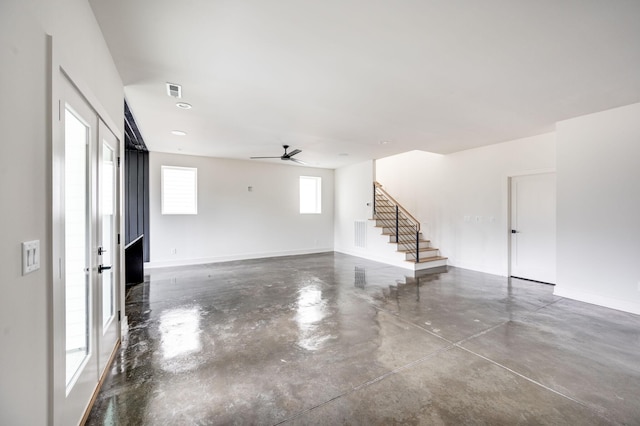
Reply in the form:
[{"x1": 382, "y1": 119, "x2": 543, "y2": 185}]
[
  {"x1": 411, "y1": 256, "x2": 448, "y2": 264},
  {"x1": 382, "y1": 231, "x2": 421, "y2": 235},
  {"x1": 398, "y1": 247, "x2": 438, "y2": 253}
]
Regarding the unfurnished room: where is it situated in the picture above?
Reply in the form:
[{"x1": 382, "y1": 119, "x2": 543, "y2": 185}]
[{"x1": 1, "y1": 1, "x2": 640, "y2": 425}]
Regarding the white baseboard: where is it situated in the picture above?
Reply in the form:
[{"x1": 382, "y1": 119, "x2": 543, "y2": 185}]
[
  {"x1": 334, "y1": 247, "x2": 416, "y2": 270},
  {"x1": 446, "y1": 259, "x2": 507, "y2": 277},
  {"x1": 145, "y1": 248, "x2": 333, "y2": 269},
  {"x1": 554, "y1": 286, "x2": 640, "y2": 315}
]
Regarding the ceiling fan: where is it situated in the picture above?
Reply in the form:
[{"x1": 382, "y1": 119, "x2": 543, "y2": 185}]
[{"x1": 250, "y1": 145, "x2": 307, "y2": 165}]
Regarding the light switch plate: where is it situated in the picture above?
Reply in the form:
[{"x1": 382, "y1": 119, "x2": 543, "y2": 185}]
[{"x1": 22, "y1": 240, "x2": 40, "y2": 275}]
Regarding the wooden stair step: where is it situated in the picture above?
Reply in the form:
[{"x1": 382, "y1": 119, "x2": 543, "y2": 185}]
[
  {"x1": 390, "y1": 240, "x2": 430, "y2": 245},
  {"x1": 412, "y1": 256, "x2": 448, "y2": 264},
  {"x1": 383, "y1": 232, "x2": 422, "y2": 236},
  {"x1": 397, "y1": 247, "x2": 438, "y2": 253}
]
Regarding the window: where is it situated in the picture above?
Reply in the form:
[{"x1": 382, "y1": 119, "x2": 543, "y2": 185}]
[
  {"x1": 162, "y1": 166, "x2": 198, "y2": 214},
  {"x1": 300, "y1": 176, "x2": 321, "y2": 214}
]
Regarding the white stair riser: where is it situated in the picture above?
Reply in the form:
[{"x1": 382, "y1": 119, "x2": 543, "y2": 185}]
[
  {"x1": 414, "y1": 258, "x2": 448, "y2": 270},
  {"x1": 387, "y1": 233, "x2": 428, "y2": 245},
  {"x1": 396, "y1": 240, "x2": 431, "y2": 250},
  {"x1": 374, "y1": 189, "x2": 447, "y2": 270},
  {"x1": 404, "y1": 250, "x2": 439, "y2": 261}
]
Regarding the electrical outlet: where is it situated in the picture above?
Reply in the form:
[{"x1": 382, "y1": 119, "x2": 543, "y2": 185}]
[{"x1": 171, "y1": 248, "x2": 177, "y2": 255}]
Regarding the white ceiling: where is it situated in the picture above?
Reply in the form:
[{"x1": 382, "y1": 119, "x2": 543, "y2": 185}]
[{"x1": 90, "y1": 0, "x2": 640, "y2": 169}]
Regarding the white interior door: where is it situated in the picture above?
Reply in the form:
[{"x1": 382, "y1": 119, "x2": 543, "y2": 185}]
[
  {"x1": 97, "y1": 120, "x2": 120, "y2": 376},
  {"x1": 58, "y1": 78, "x2": 99, "y2": 426},
  {"x1": 510, "y1": 173, "x2": 557, "y2": 284},
  {"x1": 53, "y1": 75, "x2": 121, "y2": 425}
]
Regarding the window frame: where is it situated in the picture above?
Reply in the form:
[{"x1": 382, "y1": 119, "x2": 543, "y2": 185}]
[
  {"x1": 299, "y1": 175, "x2": 322, "y2": 214},
  {"x1": 161, "y1": 165, "x2": 198, "y2": 215}
]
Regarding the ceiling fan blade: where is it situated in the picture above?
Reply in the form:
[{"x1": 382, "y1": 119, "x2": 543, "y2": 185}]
[
  {"x1": 287, "y1": 149, "x2": 302, "y2": 157},
  {"x1": 250, "y1": 156, "x2": 282, "y2": 159},
  {"x1": 289, "y1": 157, "x2": 307, "y2": 165}
]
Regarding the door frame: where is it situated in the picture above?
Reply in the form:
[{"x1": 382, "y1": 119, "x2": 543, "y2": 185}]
[
  {"x1": 50, "y1": 36, "x2": 125, "y2": 425},
  {"x1": 96, "y1": 119, "x2": 121, "y2": 378},
  {"x1": 506, "y1": 168, "x2": 555, "y2": 279}
]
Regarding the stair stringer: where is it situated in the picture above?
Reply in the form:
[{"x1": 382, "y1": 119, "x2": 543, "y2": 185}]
[{"x1": 360, "y1": 219, "x2": 447, "y2": 271}]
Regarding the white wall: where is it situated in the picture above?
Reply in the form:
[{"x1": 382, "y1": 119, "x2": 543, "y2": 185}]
[
  {"x1": 334, "y1": 159, "x2": 429, "y2": 268},
  {"x1": 0, "y1": 5, "x2": 49, "y2": 424},
  {"x1": 148, "y1": 152, "x2": 334, "y2": 267},
  {"x1": 0, "y1": 1, "x2": 123, "y2": 424},
  {"x1": 441, "y1": 133, "x2": 556, "y2": 275},
  {"x1": 333, "y1": 160, "x2": 374, "y2": 255},
  {"x1": 556, "y1": 103, "x2": 640, "y2": 314},
  {"x1": 375, "y1": 150, "x2": 446, "y2": 250},
  {"x1": 375, "y1": 133, "x2": 556, "y2": 275}
]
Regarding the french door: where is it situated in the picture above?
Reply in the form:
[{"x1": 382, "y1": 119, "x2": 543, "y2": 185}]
[
  {"x1": 53, "y1": 74, "x2": 121, "y2": 425},
  {"x1": 97, "y1": 120, "x2": 120, "y2": 376}
]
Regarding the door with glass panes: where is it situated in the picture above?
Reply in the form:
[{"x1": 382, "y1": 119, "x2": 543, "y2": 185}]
[{"x1": 54, "y1": 74, "x2": 120, "y2": 425}]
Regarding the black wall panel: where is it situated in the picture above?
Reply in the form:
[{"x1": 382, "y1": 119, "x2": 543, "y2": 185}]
[{"x1": 125, "y1": 148, "x2": 150, "y2": 262}]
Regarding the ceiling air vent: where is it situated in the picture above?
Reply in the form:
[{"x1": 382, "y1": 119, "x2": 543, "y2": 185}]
[{"x1": 166, "y1": 82, "x2": 182, "y2": 98}]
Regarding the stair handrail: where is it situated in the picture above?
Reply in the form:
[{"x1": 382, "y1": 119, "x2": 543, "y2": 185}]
[{"x1": 373, "y1": 181, "x2": 421, "y2": 232}]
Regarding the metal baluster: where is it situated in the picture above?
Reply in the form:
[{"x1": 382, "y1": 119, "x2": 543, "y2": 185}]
[
  {"x1": 372, "y1": 183, "x2": 376, "y2": 218},
  {"x1": 395, "y1": 205, "x2": 399, "y2": 244}
]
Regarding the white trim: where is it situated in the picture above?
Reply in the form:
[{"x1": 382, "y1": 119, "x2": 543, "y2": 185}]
[
  {"x1": 447, "y1": 259, "x2": 507, "y2": 277},
  {"x1": 299, "y1": 175, "x2": 322, "y2": 214},
  {"x1": 333, "y1": 247, "x2": 447, "y2": 271},
  {"x1": 506, "y1": 169, "x2": 557, "y2": 278},
  {"x1": 161, "y1": 165, "x2": 198, "y2": 215},
  {"x1": 145, "y1": 248, "x2": 333, "y2": 269},
  {"x1": 506, "y1": 167, "x2": 556, "y2": 178},
  {"x1": 554, "y1": 287, "x2": 640, "y2": 316},
  {"x1": 58, "y1": 65, "x2": 123, "y2": 142},
  {"x1": 51, "y1": 39, "x2": 124, "y2": 423},
  {"x1": 334, "y1": 246, "x2": 411, "y2": 269}
]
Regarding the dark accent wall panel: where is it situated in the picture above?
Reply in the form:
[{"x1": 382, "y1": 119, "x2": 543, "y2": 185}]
[
  {"x1": 124, "y1": 100, "x2": 150, "y2": 263},
  {"x1": 125, "y1": 149, "x2": 150, "y2": 261}
]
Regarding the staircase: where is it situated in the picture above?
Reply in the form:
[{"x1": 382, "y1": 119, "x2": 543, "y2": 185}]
[{"x1": 372, "y1": 182, "x2": 447, "y2": 271}]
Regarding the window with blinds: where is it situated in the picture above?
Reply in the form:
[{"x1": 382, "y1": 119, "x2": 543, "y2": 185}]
[
  {"x1": 161, "y1": 166, "x2": 198, "y2": 214},
  {"x1": 300, "y1": 176, "x2": 321, "y2": 214}
]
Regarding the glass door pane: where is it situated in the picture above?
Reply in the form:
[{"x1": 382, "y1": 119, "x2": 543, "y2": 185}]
[
  {"x1": 64, "y1": 108, "x2": 91, "y2": 387},
  {"x1": 101, "y1": 143, "x2": 115, "y2": 329}
]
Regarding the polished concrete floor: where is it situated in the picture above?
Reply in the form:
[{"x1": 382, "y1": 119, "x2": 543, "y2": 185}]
[{"x1": 87, "y1": 252, "x2": 640, "y2": 425}]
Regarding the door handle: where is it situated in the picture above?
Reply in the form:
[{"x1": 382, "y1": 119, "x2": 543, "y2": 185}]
[
  {"x1": 98, "y1": 264, "x2": 112, "y2": 274},
  {"x1": 98, "y1": 247, "x2": 107, "y2": 255},
  {"x1": 511, "y1": 229, "x2": 519, "y2": 234}
]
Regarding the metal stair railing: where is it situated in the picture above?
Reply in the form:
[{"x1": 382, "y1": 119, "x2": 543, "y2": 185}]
[{"x1": 372, "y1": 181, "x2": 421, "y2": 262}]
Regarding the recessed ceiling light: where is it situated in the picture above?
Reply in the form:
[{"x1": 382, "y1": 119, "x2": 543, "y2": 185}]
[
  {"x1": 171, "y1": 130, "x2": 187, "y2": 136},
  {"x1": 176, "y1": 102, "x2": 192, "y2": 110},
  {"x1": 338, "y1": 153, "x2": 349, "y2": 156}
]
